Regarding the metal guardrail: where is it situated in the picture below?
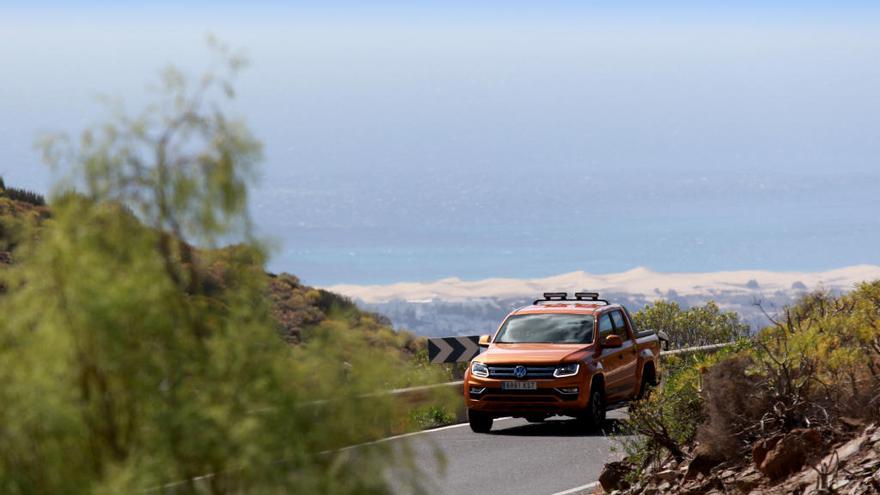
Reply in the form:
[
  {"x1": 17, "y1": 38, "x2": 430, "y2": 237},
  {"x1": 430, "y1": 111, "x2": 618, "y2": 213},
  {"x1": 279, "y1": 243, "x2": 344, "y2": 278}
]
[
  {"x1": 386, "y1": 340, "x2": 736, "y2": 397},
  {"x1": 385, "y1": 380, "x2": 464, "y2": 396},
  {"x1": 660, "y1": 341, "x2": 735, "y2": 356}
]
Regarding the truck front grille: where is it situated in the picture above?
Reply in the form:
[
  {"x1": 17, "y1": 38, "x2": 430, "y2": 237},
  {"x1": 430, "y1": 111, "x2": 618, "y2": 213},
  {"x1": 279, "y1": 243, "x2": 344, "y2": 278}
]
[{"x1": 487, "y1": 365, "x2": 556, "y2": 379}]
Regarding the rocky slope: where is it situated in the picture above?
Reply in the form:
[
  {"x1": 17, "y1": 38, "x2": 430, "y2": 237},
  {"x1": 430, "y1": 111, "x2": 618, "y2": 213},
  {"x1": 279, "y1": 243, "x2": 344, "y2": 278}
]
[{"x1": 603, "y1": 422, "x2": 880, "y2": 494}]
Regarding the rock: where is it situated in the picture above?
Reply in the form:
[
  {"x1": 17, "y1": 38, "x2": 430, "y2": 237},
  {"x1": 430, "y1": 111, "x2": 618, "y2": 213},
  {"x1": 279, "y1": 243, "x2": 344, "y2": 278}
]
[
  {"x1": 600, "y1": 461, "x2": 632, "y2": 492},
  {"x1": 869, "y1": 427, "x2": 880, "y2": 444},
  {"x1": 733, "y1": 471, "x2": 761, "y2": 493},
  {"x1": 752, "y1": 435, "x2": 782, "y2": 468},
  {"x1": 654, "y1": 469, "x2": 678, "y2": 483},
  {"x1": 685, "y1": 450, "x2": 723, "y2": 480},
  {"x1": 758, "y1": 428, "x2": 823, "y2": 480},
  {"x1": 657, "y1": 481, "x2": 671, "y2": 492},
  {"x1": 835, "y1": 434, "x2": 867, "y2": 463},
  {"x1": 678, "y1": 481, "x2": 706, "y2": 495},
  {"x1": 840, "y1": 417, "x2": 866, "y2": 429}
]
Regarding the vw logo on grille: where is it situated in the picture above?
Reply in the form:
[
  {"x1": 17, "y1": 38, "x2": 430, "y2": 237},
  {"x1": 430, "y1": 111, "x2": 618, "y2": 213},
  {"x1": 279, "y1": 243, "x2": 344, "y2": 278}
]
[{"x1": 513, "y1": 365, "x2": 527, "y2": 378}]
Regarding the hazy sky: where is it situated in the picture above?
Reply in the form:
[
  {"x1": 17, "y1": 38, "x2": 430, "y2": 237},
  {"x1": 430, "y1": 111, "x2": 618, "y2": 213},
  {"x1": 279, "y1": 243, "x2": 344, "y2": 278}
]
[{"x1": 2, "y1": 1, "x2": 879, "y2": 284}]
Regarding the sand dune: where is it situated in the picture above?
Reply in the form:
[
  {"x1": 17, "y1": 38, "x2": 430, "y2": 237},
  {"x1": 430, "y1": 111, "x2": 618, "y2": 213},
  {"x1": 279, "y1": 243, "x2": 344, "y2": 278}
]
[{"x1": 326, "y1": 265, "x2": 880, "y2": 303}]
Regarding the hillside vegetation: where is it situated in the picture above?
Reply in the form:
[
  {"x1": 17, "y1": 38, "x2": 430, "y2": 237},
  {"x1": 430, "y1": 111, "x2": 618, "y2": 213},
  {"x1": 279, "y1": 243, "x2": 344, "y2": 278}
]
[
  {"x1": 0, "y1": 180, "x2": 426, "y2": 368},
  {"x1": 606, "y1": 282, "x2": 880, "y2": 494}
]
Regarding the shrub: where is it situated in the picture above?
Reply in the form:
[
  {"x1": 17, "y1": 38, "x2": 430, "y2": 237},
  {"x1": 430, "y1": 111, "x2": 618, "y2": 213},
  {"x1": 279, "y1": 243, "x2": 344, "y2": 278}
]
[
  {"x1": 634, "y1": 300, "x2": 749, "y2": 348},
  {"x1": 615, "y1": 341, "x2": 752, "y2": 473},
  {"x1": 748, "y1": 285, "x2": 880, "y2": 430},
  {"x1": 695, "y1": 354, "x2": 766, "y2": 459},
  {"x1": 409, "y1": 405, "x2": 456, "y2": 430},
  {"x1": 619, "y1": 285, "x2": 880, "y2": 476}
]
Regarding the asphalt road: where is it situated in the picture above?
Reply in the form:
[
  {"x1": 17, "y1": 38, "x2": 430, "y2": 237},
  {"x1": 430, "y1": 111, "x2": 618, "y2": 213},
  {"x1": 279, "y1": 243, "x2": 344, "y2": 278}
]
[{"x1": 385, "y1": 410, "x2": 628, "y2": 495}]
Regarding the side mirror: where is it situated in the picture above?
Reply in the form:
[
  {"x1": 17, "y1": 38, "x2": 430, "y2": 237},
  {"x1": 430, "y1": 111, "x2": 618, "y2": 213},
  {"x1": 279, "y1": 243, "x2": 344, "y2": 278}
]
[
  {"x1": 602, "y1": 334, "x2": 623, "y2": 348},
  {"x1": 478, "y1": 335, "x2": 492, "y2": 347}
]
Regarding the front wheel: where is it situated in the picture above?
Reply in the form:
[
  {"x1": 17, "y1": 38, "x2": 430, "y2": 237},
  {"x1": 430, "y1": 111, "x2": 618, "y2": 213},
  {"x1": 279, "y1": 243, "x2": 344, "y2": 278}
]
[
  {"x1": 637, "y1": 366, "x2": 657, "y2": 400},
  {"x1": 468, "y1": 409, "x2": 493, "y2": 433},
  {"x1": 579, "y1": 385, "x2": 606, "y2": 431}
]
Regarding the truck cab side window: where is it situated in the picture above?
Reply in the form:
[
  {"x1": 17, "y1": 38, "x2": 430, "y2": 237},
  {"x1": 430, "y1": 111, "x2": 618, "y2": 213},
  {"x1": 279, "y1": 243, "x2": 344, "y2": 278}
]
[
  {"x1": 598, "y1": 314, "x2": 613, "y2": 339},
  {"x1": 623, "y1": 307, "x2": 638, "y2": 333},
  {"x1": 610, "y1": 310, "x2": 629, "y2": 341}
]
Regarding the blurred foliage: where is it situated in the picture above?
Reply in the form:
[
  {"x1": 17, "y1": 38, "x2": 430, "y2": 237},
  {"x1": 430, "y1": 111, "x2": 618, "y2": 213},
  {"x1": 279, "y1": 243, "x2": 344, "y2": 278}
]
[
  {"x1": 0, "y1": 196, "x2": 49, "y2": 257},
  {"x1": 633, "y1": 300, "x2": 750, "y2": 348},
  {"x1": 0, "y1": 43, "x2": 448, "y2": 494}
]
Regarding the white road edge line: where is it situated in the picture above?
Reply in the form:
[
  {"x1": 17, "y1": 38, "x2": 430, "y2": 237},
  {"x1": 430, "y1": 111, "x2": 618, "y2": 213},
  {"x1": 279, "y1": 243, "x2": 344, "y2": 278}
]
[
  {"x1": 550, "y1": 480, "x2": 600, "y2": 495},
  {"x1": 336, "y1": 416, "x2": 516, "y2": 452}
]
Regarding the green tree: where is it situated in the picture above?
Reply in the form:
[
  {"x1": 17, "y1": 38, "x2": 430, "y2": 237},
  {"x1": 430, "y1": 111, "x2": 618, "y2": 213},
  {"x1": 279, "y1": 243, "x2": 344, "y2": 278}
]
[
  {"x1": 633, "y1": 300, "x2": 749, "y2": 348},
  {"x1": 0, "y1": 43, "x2": 435, "y2": 494}
]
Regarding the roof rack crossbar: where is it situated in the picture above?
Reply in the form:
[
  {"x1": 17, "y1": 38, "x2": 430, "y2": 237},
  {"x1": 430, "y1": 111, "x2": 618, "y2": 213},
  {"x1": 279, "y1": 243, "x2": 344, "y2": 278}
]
[
  {"x1": 575, "y1": 291, "x2": 610, "y2": 305},
  {"x1": 542, "y1": 292, "x2": 568, "y2": 300},
  {"x1": 532, "y1": 292, "x2": 610, "y2": 305}
]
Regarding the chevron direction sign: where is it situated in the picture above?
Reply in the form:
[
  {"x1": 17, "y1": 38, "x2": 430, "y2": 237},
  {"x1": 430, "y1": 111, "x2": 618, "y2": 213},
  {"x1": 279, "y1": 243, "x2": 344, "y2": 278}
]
[{"x1": 427, "y1": 336, "x2": 481, "y2": 364}]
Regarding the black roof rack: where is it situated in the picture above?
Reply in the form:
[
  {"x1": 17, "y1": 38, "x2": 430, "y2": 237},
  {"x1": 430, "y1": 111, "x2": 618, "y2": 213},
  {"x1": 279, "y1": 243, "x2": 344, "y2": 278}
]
[{"x1": 533, "y1": 292, "x2": 610, "y2": 305}]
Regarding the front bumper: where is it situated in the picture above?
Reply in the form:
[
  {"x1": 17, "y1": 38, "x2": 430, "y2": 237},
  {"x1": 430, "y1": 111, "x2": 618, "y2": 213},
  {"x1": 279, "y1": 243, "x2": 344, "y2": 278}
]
[{"x1": 464, "y1": 371, "x2": 591, "y2": 417}]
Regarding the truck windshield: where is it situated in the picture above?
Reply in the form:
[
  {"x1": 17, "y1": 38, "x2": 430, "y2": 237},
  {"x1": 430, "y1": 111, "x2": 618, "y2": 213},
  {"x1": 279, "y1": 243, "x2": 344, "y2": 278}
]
[{"x1": 495, "y1": 314, "x2": 595, "y2": 344}]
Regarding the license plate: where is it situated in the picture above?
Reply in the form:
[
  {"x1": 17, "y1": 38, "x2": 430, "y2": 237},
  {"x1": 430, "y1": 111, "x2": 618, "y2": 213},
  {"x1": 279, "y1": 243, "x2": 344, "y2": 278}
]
[{"x1": 502, "y1": 381, "x2": 537, "y2": 390}]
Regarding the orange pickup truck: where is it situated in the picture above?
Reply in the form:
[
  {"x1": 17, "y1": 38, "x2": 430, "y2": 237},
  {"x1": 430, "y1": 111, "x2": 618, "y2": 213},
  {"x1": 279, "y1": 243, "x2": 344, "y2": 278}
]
[{"x1": 464, "y1": 292, "x2": 662, "y2": 433}]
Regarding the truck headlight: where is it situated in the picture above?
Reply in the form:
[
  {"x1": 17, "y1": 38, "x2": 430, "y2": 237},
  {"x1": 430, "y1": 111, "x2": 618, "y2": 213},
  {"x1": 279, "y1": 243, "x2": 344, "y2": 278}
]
[
  {"x1": 471, "y1": 361, "x2": 489, "y2": 378},
  {"x1": 553, "y1": 363, "x2": 580, "y2": 378}
]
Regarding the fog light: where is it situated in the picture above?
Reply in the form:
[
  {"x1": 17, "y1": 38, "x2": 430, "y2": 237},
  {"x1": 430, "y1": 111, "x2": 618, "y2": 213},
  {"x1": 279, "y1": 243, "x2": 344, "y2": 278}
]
[
  {"x1": 555, "y1": 386, "x2": 579, "y2": 395},
  {"x1": 469, "y1": 387, "x2": 486, "y2": 395}
]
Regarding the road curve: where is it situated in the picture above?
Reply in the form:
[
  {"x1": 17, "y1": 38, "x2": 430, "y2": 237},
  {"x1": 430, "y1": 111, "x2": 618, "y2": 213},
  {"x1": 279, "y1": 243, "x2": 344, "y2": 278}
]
[{"x1": 386, "y1": 410, "x2": 627, "y2": 495}]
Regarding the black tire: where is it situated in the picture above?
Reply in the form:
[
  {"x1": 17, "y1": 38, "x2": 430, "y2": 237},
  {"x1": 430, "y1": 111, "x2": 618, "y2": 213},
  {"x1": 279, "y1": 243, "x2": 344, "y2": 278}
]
[
  {"x1": 524, "y1": 415, "x2": 546, "y2": 423},
  {"x1": 579, "y1": 383, "x2": 606, "y2": 431},
  {"x1": 637, "y1": 366, "x2": 657, "y2": 400},
  {"x1": 468, "y1": 409, "x2": 493, "y2": 433}
]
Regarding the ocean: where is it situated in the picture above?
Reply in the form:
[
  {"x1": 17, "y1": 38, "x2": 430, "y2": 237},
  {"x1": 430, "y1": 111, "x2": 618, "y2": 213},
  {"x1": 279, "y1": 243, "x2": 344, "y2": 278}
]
[{"x1": 255, "y1": 167, "x2": 880, "y2": 286}]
